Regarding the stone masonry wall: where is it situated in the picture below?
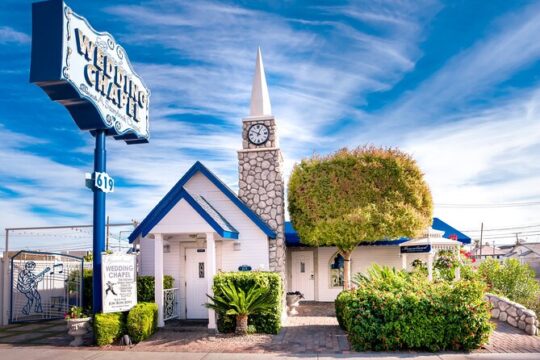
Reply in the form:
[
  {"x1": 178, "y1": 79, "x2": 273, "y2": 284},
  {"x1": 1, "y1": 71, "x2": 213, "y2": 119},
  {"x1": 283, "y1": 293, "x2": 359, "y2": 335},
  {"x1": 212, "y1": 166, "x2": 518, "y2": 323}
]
[
  {"x1": 237, "y1": 148, "x2": 286, "y2": 275},
  {"x1": 242, "y1": 119, "x2": 278, "y2": 150},
  {"x1": 486, "y1": 293, "x2": 538, "y2": 335}
]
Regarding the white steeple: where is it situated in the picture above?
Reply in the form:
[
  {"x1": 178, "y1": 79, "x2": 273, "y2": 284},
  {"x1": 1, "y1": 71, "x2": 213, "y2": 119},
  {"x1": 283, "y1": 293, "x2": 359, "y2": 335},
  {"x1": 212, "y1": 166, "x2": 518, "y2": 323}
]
[{"x1": 249, "y1": 47, "x2": 272, "y2": 117}]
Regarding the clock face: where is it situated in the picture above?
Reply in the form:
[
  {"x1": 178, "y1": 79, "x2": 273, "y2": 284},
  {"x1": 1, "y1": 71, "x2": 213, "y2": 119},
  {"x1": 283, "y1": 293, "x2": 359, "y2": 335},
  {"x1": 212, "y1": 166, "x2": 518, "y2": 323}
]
[{"x1": 248, "y1": 124, "x2": 270, "y2": 145}]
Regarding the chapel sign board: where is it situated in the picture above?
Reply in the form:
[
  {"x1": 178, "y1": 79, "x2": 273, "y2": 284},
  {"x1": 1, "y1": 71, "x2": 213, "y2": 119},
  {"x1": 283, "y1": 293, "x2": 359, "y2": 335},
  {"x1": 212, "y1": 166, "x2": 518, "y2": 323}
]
[
  {"x1": 30, "y1": 0, "x2": 150, "y2": 144},
  {"x1": 400, "y1": 244, "x2": 432, "y2": 254},
  {"x1": 102, "y1": 254, "x2": 137, "y2": 313}
]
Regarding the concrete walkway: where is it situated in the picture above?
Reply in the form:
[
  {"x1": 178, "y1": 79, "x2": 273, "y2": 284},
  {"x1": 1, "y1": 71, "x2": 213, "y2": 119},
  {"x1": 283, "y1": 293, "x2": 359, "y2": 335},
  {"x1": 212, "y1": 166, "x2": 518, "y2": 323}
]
[{"x1": 0, "y1": 347, "x2": 540, "y2": 360}]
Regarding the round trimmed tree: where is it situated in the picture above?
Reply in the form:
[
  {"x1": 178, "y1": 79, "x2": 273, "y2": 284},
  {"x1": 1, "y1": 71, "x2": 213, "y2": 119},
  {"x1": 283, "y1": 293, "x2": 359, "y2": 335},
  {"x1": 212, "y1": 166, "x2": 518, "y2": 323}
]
[{"x1": 288, "y1": 146, "x2": 433, "y2": 289}]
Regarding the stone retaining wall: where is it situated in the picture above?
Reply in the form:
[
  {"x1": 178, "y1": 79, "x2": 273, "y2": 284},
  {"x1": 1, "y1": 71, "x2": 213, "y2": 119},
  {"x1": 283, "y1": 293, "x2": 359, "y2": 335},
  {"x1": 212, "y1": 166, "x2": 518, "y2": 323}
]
[{"x1": 486, "y1": 293, "x2": 538, "y2": 335}]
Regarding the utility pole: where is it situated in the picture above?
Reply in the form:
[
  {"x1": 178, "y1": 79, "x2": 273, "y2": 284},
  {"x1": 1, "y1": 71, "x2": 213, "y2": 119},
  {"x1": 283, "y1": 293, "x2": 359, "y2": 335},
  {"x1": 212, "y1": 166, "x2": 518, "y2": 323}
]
[{"x1": 479, "y1": 222, "x2": 484, "y2": 259}]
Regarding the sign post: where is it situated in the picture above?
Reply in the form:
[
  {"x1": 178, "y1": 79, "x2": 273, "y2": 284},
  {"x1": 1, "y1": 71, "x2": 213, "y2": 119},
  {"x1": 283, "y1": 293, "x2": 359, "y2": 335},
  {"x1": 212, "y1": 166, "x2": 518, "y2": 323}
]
[
  {"x1": 30, "y1": 0, "x2": 150, "y2": 315},
  {"x1": 93, "y1": 130, "x2": 106, "y2": 312}
]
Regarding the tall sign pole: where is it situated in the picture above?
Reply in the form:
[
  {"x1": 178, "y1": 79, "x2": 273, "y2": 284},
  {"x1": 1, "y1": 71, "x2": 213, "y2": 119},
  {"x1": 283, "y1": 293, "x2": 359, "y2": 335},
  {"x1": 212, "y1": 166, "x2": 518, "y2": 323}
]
[
  {"x1": 92, "y1": 130, "x2": 106, "y2": 312},
  {"x1": 30, "y1": 0, "x2": 150, "y2": 316}
]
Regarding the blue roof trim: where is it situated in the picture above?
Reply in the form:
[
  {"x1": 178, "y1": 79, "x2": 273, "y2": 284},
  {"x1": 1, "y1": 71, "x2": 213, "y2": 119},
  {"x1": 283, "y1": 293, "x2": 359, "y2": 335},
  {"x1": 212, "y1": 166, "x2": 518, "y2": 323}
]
[
  {"x1": 192, "y1": 162, "x2": 276, "y2": 239},
  {"x1": 129, "y1": 187, "x2": 238, "y2": 241},
  {"x1": 129, "y1": 161, "x2": 274, "y2": 242},
  {"x1": 187, "y1": 191, "x2": 238, "y2": 234},
  {"x1": 285, "y1": 218, "x2": 471, "y2": 247},
  {"x1": 432, "y1": 217, "x2": 471, "y2": 244},
  {"x1": 182, "y1": 190, "x2": 239, "y2": 240}
]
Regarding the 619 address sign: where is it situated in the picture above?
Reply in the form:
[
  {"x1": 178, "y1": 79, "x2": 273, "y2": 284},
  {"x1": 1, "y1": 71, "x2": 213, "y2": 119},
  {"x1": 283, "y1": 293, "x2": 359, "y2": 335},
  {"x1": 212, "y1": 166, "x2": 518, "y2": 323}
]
[{"x1": 95, "y1": 172, "x2": 114, "y2": 193}]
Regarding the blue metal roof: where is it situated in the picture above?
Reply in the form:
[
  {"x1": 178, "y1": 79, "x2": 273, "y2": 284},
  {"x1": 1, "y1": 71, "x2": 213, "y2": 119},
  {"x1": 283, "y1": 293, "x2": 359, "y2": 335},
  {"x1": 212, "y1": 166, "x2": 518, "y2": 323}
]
[
  {"x1": 431, "y1": 217, "x2": 471, "y2": 244},
  {"x1": 129, "y1": 162, "x2": 275, "y2": 242},
  {"x1": 285, "y1": 217, "x2": 471, "y2": 247}
]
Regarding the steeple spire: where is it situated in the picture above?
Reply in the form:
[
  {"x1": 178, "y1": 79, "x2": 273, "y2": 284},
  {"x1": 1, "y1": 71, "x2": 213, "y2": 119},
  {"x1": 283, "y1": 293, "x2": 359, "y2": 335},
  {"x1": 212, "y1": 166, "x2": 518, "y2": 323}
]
[{"x1": 249, "y1": 47, "x2": 272, "y2": 117}]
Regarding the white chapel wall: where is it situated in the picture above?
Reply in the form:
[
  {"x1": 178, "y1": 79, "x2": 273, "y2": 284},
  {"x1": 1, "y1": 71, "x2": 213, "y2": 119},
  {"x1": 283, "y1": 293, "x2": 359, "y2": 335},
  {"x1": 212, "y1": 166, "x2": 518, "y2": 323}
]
[
  {"x1": 139, "y1": 237, "x2": 154, "y2": 276},
  {"x1": 184, "y1": 172, "x2": 270, "y2": 271},
  {"x1": 315, "y1": 246, "x2": 403, "y2": 302}
]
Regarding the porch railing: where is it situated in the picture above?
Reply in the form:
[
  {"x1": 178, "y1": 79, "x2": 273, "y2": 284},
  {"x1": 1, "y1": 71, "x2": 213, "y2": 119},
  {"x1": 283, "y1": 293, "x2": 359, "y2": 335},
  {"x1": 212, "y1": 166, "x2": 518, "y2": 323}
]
[{"x1": 163, "y1": 288, "x2": 180, "y2": 321}]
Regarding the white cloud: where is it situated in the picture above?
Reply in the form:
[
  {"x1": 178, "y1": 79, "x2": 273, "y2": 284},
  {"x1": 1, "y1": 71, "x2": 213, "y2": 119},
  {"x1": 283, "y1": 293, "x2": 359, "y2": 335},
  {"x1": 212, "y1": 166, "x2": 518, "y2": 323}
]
[
  {"x1": 0, "y1": 26, "x2": 30, "y2": 44},
  {"x1": 7, "y1": 0, "x2": 540, "y2": 248}
]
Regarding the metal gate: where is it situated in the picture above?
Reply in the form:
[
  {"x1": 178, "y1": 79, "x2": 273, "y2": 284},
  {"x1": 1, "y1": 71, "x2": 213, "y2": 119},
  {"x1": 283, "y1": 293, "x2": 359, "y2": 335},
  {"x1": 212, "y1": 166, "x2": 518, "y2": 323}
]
[{"x1": 10, "y1": 251, "x2": 84, "y2": 323}]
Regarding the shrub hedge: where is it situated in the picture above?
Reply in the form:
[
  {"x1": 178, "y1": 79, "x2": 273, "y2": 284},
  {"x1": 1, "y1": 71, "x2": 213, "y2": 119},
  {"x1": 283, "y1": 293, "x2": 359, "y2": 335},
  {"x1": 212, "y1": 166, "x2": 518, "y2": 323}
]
[
  {"x1": 339, "y1": 266, "x2": 493, "y2": 351},
  {"x1": 137, "y1": 275, "x2": 175, "y2": 302},
  {"x1": 94, "y1": 312, "x2": 126, "y2": 346},
  {"x1": 76, "y1": 272, "x2": 174, "y2": 311},
  {"x1": 335, "y1": 290, "x2": 354, "y2": 330},
  {"x1": 127, "y1": 302, "x2": 158, "y2": 343},
  {"x1": 213, "y1": 271, "x2": 282, "y2": 334},
  {"x1": 478, "y1": 258, "x2": 540, "y2": 313}
]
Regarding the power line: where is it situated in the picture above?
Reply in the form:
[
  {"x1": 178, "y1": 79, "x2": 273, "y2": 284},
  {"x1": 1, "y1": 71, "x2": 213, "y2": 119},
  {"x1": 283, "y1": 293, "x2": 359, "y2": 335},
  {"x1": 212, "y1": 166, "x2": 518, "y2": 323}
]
[
  {"x1": 436, "y1": 201, "x2": 540, "y2": 208},
  {"x1": 471, "y1": 229, "x2": 540, "y2": 237},
  {"x1": 461, "y1": 224, "x2": 540, "y2": 233}
]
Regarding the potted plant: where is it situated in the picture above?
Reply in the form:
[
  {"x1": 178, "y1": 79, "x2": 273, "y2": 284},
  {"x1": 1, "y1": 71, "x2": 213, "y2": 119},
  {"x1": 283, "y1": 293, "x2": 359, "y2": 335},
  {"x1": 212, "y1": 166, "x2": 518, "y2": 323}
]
[
  {"x1": 286, "y1": 291, "x2": 304, "y2": 315},
  {"x1": 65, "y1": 306, "x2": 92, "y2": 346},
  {"x1": 205, "y1": 280, "x2": 274, "y2": 335}
]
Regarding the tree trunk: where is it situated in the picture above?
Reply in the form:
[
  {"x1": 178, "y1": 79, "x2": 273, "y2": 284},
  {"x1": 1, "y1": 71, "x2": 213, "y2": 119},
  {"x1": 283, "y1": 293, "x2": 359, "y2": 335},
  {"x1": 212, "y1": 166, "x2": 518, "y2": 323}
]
[
  {"x1": 235, "y1": 314, "x2": 248, "y2": 335},
  {"x1": 342, "y1": 250, "x2": 352, "y2": 290}
]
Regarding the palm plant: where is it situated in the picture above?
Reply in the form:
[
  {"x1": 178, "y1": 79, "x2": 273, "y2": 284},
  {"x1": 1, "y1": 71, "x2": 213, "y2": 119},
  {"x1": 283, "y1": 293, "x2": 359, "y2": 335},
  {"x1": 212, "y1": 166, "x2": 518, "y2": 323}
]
[
  {"x1": 352, "y1": 264, "x2": 410, "y2": 291},
  {"x1": 205, "y1": 280, "x2": 275, "y2": 335}
]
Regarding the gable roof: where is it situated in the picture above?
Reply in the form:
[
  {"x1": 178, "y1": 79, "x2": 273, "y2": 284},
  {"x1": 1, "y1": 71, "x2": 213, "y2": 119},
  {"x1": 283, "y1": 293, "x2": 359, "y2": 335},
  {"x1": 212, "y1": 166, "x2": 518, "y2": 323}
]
[
  {"x1": 129, "y1": 161, "x2": 275, "y2": 243},
  {"x1": 431, "y1": 217, "x2": 471, "y2": 244},
  {"x1": 285, "y1": 217, "x2": 471, "y2": 247}
]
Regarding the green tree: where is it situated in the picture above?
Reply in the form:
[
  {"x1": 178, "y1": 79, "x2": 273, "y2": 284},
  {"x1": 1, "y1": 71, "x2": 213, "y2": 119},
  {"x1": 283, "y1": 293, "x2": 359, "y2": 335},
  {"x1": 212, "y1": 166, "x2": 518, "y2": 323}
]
[{"x1": 288, "y1": 146, "x2": 433, "y2": 289}]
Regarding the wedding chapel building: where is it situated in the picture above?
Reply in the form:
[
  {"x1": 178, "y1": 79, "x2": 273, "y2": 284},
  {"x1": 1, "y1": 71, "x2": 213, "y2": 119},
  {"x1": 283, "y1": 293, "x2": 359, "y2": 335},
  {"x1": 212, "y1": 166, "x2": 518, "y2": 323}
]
[{"x1": 129, "y1": 49, "x2": 471, "y2": 328}]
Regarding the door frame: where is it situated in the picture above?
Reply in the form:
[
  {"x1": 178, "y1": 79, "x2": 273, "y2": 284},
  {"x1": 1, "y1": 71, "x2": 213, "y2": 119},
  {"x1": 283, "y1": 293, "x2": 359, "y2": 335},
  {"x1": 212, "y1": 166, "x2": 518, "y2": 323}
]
[
  {"x1": 184, "y1": 247, "x2": 209, "y2": 319},
  {"x1": 290, "y1": 249, "x2": 316, "y2": 301}
]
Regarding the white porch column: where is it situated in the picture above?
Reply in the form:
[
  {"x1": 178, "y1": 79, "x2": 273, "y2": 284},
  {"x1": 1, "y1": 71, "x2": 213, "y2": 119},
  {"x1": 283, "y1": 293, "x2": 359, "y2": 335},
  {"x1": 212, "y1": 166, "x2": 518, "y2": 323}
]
[
  {"x1": 455, "y1": 246, "x2": 461, "y2": 281},
  {"x1": 153, "y1": 234, "x2": 165, "y2": 327},
  {"x1": 401, "y1": 253, "x2": 408, "y2": 270},
  {"x1": 206, "y1": 232, "x2": 216, "y2": 330},
  {"x1": 427, "y1": 251, "x2": 434, "y2": 281}
]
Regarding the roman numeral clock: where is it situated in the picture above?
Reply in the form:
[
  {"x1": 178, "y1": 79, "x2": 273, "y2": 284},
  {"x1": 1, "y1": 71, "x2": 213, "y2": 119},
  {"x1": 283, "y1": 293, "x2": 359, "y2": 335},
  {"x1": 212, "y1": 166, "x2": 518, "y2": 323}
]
[{"x1": 248, "y1": 123, "x2": 269, "y2": 145}]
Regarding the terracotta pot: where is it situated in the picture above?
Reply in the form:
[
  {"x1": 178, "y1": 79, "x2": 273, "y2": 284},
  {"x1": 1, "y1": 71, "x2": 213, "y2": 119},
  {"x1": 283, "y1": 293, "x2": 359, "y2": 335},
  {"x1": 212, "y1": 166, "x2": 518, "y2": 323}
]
[
  {"x1": 235, "y1": 314, "x2": 249, "y2": 335},
  {"x1": 66, "y1": 317, "x2": 92, "y2": 346}
]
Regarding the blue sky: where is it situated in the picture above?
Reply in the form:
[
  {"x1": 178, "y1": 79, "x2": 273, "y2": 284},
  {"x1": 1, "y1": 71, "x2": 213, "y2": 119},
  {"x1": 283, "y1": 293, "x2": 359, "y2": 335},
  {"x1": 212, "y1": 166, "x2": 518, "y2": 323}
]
[{"x1": 1, "y1": 0, "x2": 540, "y2": 249}]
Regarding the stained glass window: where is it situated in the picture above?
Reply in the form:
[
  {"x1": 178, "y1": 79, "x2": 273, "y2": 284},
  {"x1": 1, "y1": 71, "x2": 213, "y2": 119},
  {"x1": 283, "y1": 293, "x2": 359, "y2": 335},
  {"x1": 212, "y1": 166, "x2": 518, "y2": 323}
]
[
  {"x1": 330, "y1": 253, "x2": 344, "y2": 288},
  {"x1": 198, "y1": 262, "x2": 205, "y2": 278}
]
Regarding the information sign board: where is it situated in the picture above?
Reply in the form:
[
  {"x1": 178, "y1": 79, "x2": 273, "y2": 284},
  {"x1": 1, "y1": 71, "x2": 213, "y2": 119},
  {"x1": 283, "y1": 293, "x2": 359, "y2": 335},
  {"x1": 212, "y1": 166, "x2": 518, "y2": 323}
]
[{"x1": 102, "y1": 254, "x2": 137, "y2": 313}]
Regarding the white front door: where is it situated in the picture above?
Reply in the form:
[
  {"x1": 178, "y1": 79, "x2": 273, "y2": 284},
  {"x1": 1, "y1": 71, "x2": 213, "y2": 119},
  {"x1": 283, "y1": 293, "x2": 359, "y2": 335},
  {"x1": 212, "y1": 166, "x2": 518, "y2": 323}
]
[
  {"x1": 291, "y1": 251, "x2": 315, "y2": 301},
  {"x1": 185, "y1": 248, "x2": 208, "y2": 319}
]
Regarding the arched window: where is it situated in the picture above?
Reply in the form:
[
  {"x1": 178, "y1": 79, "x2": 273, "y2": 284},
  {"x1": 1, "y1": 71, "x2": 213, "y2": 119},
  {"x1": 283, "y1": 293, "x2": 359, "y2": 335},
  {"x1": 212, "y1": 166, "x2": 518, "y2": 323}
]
[{"x1": 329, "y1": 253, "x2": 344, "y2": 288}]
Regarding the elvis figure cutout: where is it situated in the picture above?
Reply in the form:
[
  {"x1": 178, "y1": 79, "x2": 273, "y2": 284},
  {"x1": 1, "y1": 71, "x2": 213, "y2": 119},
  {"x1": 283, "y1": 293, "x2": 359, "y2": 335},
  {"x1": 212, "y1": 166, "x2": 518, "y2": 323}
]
[{"x1": 17, "y1": 261, "x2": 50, "y2": 315}]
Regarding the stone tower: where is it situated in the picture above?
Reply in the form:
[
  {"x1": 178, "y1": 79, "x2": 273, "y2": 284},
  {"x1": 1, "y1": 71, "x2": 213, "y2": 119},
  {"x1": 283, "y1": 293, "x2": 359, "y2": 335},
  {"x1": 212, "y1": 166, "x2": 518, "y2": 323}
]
[{"x1": 237, "y1": 48, "x2": 286, "y2": 276}]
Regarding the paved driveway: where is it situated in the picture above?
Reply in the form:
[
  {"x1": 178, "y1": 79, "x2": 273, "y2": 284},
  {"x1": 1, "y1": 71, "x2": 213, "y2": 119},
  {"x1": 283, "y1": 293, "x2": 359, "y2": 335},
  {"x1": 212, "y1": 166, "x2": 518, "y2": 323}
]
[
  {"x1": 132, "y1": 301, "x2": 348, "y2": 353},
  {"x1": 1, "y1": 302, "x2": 540, "y2": 355},
  {"x1": 133, "y1": 301, "x2": 540, "y2": 355}
]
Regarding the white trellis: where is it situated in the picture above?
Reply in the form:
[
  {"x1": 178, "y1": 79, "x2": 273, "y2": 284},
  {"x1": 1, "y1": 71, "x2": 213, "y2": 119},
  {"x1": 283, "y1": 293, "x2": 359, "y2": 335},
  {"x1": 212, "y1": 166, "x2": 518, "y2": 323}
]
[{"x1": 400, "y1": 227, "x2": 462, "y2": 281}]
